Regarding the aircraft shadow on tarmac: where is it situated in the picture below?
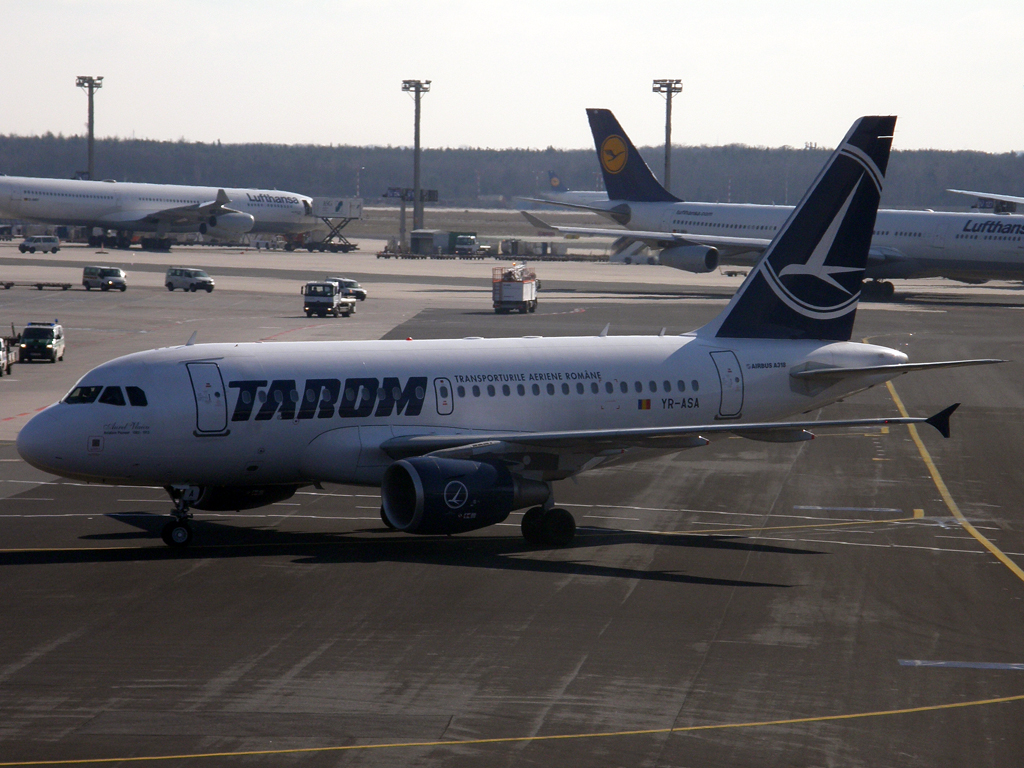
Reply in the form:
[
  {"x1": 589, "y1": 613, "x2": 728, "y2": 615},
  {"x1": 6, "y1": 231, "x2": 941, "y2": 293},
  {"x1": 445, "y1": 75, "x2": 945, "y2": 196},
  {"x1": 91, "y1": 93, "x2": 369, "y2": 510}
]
[{"x1": 0, "y1": 512, "x2": 823, "y2": 588}]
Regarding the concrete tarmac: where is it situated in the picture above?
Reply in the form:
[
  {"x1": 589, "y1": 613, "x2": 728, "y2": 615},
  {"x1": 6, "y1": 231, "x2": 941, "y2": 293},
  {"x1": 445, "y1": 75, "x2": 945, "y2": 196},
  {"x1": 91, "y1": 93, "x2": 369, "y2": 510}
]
[{"x1": 1, "y1": 243, "x2": 1024, "y2": 766}]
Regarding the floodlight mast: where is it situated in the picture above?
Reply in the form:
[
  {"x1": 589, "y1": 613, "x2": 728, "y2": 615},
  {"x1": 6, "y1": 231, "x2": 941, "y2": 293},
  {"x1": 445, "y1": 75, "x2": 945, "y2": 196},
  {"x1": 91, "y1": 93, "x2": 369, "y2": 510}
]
[
  {"x1": 76, "y1": 76, "x2": 104, "y2": 180},
  {"x1": 402, "y1": 79, "x2": 431, "y2": 229},
  {"x1": 652, "y1": 79, "x2": 682, "y2": 193}
]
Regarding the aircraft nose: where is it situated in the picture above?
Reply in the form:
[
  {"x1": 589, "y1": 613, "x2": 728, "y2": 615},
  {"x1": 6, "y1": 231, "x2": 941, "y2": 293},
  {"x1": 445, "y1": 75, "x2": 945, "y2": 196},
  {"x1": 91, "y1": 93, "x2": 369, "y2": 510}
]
[{"x1": 16, "y1": 406, "x2": 67, "y2": 474}]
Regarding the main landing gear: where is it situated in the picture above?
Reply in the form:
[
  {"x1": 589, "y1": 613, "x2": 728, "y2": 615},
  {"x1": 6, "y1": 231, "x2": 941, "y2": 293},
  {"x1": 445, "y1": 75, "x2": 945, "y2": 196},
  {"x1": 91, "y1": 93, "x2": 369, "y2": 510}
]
[
  {"x1": 521, "y1": 506, "x2": 576, "y2": 548},
  {"x1": 161, "y1": 486, "x2": 197, "y2": 547}
]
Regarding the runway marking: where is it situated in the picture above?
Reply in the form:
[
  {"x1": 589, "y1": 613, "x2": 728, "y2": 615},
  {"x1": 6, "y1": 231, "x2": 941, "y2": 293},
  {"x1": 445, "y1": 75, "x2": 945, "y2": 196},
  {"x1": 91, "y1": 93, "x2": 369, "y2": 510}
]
[
  {"x1": 1, "y1": 693, "x2": 1021, "y2": 766},
  {"x1": 899, "y1": 660, "x2": 1024, "y2": 670},
  {"x1": 886, "y1": 380, "x2": 1024, "y2": 585}
]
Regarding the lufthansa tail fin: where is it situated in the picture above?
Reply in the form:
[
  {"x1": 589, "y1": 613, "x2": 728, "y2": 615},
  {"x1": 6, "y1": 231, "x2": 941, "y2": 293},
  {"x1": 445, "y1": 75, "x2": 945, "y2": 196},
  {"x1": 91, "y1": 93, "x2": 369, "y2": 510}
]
[
  {"x1": 587, "y1": 109, "x2": 681, "y2": 203},
  {"x1": 701, "y1": 116, "x2": 896, "y2": 341},
  {"x1": 548, "y1": 171, "x2": 568, "y2": 192}
]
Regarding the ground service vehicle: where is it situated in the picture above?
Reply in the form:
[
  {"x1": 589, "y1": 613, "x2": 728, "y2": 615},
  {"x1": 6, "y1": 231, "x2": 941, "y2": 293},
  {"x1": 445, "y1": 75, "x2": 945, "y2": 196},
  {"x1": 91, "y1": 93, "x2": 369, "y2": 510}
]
[
  {"x1": 0, "y1": 335, "x2": 14, "y2": 375},
  {"x1": 454, "y1": 235, "x2": 479, "y2": 256},
  {"x1": 82, "y1": 266, "x2": 127, "y2": 291},
  {"x1": 325, "y1": 276, "x2": 367, "y2": 301},
  {"x1": 301, "y1": 281, "x2": 356, "y2": 317},
  {"x1": 492, "y1": 264, "x2": 538, "y2": 314},
  {"x1": 166, "y1": 267, "x2": 215, "y2": 292},
  {"x1": 19, "y1": 235, "x2": 60, "y2": 254},
  {"x1": 18, "y1": 321, "x2": 64, "y2": 363}
]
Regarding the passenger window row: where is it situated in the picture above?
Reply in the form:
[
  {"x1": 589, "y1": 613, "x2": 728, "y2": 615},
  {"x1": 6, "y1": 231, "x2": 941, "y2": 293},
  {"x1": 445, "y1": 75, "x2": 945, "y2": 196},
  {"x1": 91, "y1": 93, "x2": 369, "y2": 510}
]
[
  {"x1": 455, "y1": 379, "x2": 700, "y2": 399},
  {"x1": 64, "y1": 385, "x2": 148, "y2": 406}
]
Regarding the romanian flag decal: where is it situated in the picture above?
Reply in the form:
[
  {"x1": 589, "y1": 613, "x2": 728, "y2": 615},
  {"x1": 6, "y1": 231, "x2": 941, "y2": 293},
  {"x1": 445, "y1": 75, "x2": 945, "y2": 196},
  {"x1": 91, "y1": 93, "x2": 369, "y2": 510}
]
[{"x1": 638, "y1": 399, "x2": 651, "y2": 410}]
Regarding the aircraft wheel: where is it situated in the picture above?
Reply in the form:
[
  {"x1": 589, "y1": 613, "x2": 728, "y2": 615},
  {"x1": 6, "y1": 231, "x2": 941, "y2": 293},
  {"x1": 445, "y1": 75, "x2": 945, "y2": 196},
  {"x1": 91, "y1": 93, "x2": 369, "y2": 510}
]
[
  {"x1": 521, "y1": 506, "x2": 546, "y2": 547},
  {"x1": 161, "y1": 519, "x2": 193, "y2": 547},
  {"x1": 541, "y1": 508, "x2": 576, "y2": 547},
  {"x1": 883, "y1": 281, "x2": 895, "y2": 298},
  {"x1": 380, "y1": 506, "x2": 396, "y2": 530}
]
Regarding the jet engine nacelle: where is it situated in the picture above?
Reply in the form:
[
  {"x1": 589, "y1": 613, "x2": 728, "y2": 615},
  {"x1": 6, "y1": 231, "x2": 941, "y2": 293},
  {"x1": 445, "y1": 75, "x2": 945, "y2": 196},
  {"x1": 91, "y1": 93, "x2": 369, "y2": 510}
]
[
  {"x1": 381, "y1": 457, "x2": 549, "y2": 535},
  {"x1": 187, "y1": 484, "x2": 298, "y2": 511},
  {"x1": 657, "y1": 244, "x2": 719, "y2": 273},
  {"x1": 198, "y1": 211, "x2": 255, "y2": 237}
]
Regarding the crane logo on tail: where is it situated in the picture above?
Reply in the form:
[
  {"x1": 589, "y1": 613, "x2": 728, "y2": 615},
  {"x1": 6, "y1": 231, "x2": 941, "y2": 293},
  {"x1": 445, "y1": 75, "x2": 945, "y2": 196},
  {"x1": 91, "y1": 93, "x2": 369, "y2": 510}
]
[{"x1": 600, "y1": 136, "x2": 628, "y2": 174}]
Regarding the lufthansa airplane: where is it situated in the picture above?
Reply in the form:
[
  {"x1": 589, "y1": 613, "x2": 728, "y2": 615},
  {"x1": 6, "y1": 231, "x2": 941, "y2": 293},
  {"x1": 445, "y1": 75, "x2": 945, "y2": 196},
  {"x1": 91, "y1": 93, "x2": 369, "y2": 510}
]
[
  {"x1": 523, "y1": 110, "x2": 1024, "y2": 297},
  {"x1": 16, "y1": 116, "x2": 997, "y2": 549},
  {"x1": 0, "y1": 175, "x2": 319, "y2": 250}
]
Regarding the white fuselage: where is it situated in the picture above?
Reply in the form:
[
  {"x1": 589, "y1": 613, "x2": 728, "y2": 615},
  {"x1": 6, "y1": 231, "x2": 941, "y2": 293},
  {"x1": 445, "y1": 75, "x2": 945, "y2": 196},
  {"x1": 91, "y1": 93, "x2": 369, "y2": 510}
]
[
  {"x1": 15, "y1": 334, "x2": 907, "y2": 490},
  {"x1": 0, "y1": 175, "x2": 318, "y2": 235},
  {"x1": 601, "y1": 200, "x2": 1024, "y2": 281}
]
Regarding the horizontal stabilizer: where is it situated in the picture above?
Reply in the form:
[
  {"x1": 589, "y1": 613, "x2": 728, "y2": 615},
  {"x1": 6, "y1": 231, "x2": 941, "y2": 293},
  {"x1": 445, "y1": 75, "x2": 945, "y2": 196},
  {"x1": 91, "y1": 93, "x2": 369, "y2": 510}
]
[
  {"x1": 925, "y1": 403, "x2": 959, "y2": 439},
  {"x1": 790, "y1": 358, "x2": 1005, "y2": 382}
]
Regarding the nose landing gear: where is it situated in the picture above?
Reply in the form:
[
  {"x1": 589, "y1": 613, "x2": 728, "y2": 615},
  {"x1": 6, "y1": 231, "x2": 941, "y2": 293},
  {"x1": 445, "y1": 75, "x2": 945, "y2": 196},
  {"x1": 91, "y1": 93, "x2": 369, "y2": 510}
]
[{"x1": 161, "y1": 485, "x2": 199, "y2": 547}]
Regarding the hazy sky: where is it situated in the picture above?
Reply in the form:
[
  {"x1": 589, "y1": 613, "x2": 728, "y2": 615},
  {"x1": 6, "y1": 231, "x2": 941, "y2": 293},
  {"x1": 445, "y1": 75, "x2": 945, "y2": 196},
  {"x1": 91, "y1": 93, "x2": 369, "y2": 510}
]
[{"x1": 7, "y1": 1, "x2": 1023, "y2": 153}]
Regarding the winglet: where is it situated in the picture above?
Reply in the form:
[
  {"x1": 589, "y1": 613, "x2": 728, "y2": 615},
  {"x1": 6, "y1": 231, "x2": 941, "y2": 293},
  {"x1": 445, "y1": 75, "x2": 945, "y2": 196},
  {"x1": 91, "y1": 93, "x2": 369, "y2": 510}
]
[
  {"x1": 599, "y1": 323, "x2": 610, "y2": 337},
  {"x1": 924, "y1": 403, "x2": 960, "y2": 439},
  {"x1": 521, "y1": 210, "x2": 553, "y2": 230},
  {"x1": 185, "y1": 331, "x2": 197, "y2": 346}
]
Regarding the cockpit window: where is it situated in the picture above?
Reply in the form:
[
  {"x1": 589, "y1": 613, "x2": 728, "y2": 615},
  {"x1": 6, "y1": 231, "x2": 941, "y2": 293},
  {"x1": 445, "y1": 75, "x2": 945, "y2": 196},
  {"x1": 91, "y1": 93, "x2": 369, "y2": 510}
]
[
  {"x1": 64, "y1": 385, "x2": 102, "y2": 404},
  {"x1": 125, "y1": 386, "x2": 148, "y2": 406},
  {"x1": 98, "y1": 386, "x2": 126, "y2": 406}
]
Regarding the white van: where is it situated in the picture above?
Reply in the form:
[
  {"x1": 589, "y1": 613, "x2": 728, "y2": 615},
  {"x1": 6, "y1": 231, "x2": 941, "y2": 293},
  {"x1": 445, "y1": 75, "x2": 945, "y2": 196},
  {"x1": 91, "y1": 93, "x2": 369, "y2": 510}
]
[
  {"x1": 82, "y1": 266, "x2": 127, "y2": 292},
  {"x1": 20, "y1": 235, "x2": 60, "y2": 254},
  {"x1": 165, "y1": 267, "x2": 215, "y2": 292}
]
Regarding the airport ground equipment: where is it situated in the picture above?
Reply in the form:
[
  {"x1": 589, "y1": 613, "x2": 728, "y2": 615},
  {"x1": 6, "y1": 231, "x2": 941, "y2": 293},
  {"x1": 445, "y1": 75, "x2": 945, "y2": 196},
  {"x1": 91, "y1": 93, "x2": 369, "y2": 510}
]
[
  {"x1": 17, "y1": 321, "x2": 64, "y2": 363},
  {"x1": 492, "y1": 264, "x2": 538, "y2": 314},
  {"x1": 82, "y1": 266, "x2": 127, "y2": 291},
  {"x1": 1, "y1": 280, "x2": 72, "y2": 291},
  {"x1": 283, "y1": 197, "x2": 363, "y2": 253},
  {"x1": 301, "y1": 281, "x2": 356, "y2": 318},
  {"x1": 0, "y1": 326, "x2": 17, "y2": 374}
]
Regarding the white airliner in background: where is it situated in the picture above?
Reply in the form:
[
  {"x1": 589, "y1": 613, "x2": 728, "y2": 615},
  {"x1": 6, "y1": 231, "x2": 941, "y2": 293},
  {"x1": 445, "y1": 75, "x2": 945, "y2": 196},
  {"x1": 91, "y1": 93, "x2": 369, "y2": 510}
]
[
  {"x1": 16, "y1": 116, "x2": 997, "y2": 549},
  {"x1": 524, "y1": 109, "x2": 1024, "y2": 297},
  {"x1": 0, "y1": 175, "x2": 320, "y2": 250}
]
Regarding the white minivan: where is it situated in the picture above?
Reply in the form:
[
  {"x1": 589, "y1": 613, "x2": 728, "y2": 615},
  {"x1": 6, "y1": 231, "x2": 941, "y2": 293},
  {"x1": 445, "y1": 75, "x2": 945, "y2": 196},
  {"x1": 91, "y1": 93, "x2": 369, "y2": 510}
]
[
  {"x1": 20, "y1": 235, "x2": 60, "y2": 254},
  {"x1": 165, "y1": 267, "x2": 215, "y2": 292},
  {"x1": 82, "y1": 266, "x2": 127, "y2": 291}
]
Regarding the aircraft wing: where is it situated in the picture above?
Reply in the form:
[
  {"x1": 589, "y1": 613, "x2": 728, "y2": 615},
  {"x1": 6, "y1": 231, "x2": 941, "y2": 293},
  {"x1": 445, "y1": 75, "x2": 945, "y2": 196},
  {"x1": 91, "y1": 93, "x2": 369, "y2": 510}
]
[
  {"x1": 520, "y1": 211, "x2": 769, "y2": 257},
  {"x1": 947, "y1": 188, "x2": 1024, "y2": 206},
  {"x1": 380, "y1": 405, "x2": 960, "y2": 464},
  {"x1": 98, "y1": 188, "x2": 243, "y2": 227}
]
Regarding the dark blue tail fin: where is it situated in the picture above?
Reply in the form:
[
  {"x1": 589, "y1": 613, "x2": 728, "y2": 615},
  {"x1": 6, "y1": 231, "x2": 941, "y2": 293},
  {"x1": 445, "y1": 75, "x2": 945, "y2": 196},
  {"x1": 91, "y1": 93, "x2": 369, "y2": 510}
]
[
  {"x1": 586, "y1": 109, "x2": 681, "y2": 203},
  {"x1": 702, "y1": 116, "x2": 896, "y2": 341},
  {"x1": 548, "y1": 171, "x2": 568, "y2": 192}
]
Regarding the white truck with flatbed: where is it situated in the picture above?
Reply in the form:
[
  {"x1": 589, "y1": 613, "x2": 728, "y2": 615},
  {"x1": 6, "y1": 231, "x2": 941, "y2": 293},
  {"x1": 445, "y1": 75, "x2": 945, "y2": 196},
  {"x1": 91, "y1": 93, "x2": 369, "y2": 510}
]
[
  {"x1": 301, "y1": 281, "x2": 357, "y2": 318},
  {"x1": 492, "y1": 264, "x2": 538, "y2": 314}
]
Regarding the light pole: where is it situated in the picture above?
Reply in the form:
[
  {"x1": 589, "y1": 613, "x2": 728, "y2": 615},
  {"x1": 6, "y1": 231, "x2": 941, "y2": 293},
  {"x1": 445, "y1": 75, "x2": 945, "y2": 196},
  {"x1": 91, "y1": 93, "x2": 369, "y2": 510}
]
[
  {"x1": 76, "y1": 75, "x2": 104, "y2": 180},
  {"x1": 402, "y1": 79, "x2": 430, "y2": 230},
  {"x1": 652, "y1": 79, "x2": 682, "y2": 192},
  {"x1": 356, "y1": 166, "x2": 365, "y2": 198}
]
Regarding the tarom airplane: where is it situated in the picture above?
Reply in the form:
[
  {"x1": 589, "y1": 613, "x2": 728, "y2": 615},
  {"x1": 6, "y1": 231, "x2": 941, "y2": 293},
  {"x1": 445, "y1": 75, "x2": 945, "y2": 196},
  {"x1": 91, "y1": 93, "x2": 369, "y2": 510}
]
[
  {"x1": 522, "y1": 109, "x2": 1024, "y2": 298},
  {"x1": 16, "y1": 116, "x2": 999, "y2": 549},
  {"x1": 0, "y1": 175, "x2": 319, "y2": 250}
]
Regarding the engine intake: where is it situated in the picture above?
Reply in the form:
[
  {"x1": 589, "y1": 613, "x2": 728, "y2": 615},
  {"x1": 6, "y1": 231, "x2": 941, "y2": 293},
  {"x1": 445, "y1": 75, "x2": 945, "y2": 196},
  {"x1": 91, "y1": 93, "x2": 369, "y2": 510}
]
[
  {"x1": 658, "y1": 244, "x2": 719, "y2": 273},
  {"x1": 381, "y1": 457, "x2": 549, "y2": 535}
]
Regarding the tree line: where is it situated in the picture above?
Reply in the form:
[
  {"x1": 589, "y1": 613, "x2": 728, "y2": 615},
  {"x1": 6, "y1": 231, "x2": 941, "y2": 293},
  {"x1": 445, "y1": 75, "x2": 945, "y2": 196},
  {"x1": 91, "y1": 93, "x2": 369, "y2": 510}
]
[{"x1": 1, "y1": 132, "x2": 1021, "y2": 211}]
